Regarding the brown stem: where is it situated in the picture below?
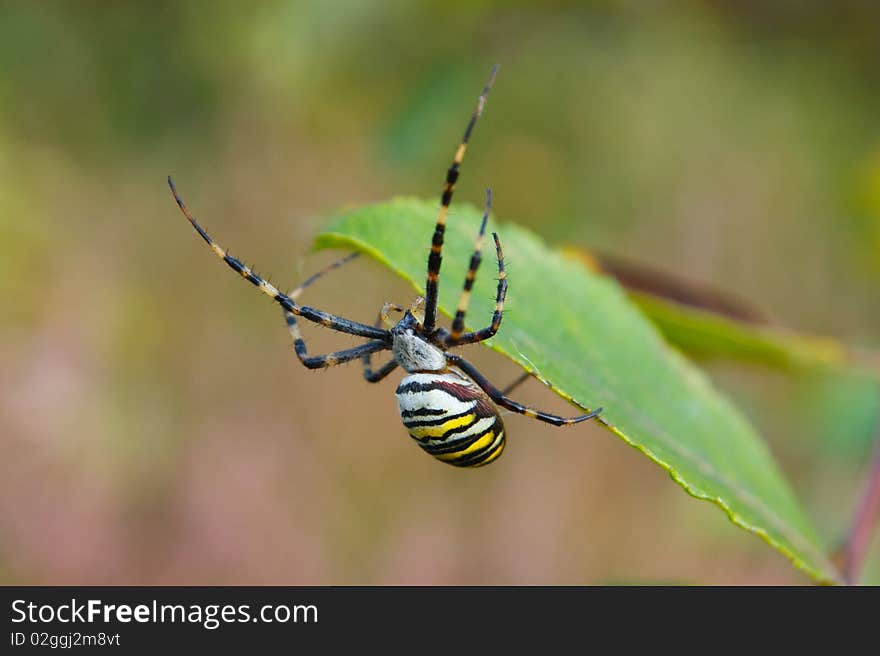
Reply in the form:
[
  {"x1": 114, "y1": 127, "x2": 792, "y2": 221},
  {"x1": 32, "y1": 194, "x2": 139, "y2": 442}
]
[{"x1": 841, "y1": 434, "x2": 880, "y2": 585}]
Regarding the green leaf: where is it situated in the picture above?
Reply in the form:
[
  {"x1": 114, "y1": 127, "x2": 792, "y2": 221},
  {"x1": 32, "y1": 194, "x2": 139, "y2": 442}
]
[
  {"x1": 315, "y1": 197, "x2": 841, "y2": 584},
  {"x1": 562, "y1": 248, "x2": 880, "y2": 376},
  {"x1": 620, "y1": 290, "x2": 878, "y2": 376}
]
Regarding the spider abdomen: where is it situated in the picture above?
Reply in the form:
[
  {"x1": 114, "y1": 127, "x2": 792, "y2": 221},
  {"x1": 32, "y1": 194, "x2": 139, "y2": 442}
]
[{"x1": 395, "y1": 369, "x2": 506, "y2": 467}]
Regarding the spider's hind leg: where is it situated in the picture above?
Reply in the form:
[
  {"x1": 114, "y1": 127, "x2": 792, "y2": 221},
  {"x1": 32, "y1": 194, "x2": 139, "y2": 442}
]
[
  {"x1": 501, "y1": 370, "x2": 532, "y2": 395},
  {"x1": 446, "y1": 353, "x2": 602, "y2": 426}
]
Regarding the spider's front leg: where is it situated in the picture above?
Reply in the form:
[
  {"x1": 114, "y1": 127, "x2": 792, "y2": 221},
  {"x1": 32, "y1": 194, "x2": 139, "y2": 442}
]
[
  {"x1": 423, "y1": 65, "x2": 498, "y2": 332},
  {"x1": 445, "y1": 229, "x2": 507, "y2": 348},
  {"x1": 429, "y1": 187, "x2": 505, "y2": 350},
  {"x1": 445, "y1": 353, "x2": 602, "y2": 426}
]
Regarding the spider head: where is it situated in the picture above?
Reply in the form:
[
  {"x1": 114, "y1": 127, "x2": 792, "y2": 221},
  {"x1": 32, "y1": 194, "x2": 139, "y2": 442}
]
[{"x1": 390, "y1": 305, "x2": 446, "y2": 373}]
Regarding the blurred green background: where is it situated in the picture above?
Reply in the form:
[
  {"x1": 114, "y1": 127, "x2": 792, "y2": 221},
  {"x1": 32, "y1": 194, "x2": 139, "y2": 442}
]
[{"x1": 1, "y1": 1, "x2": 878, "y2": 584}]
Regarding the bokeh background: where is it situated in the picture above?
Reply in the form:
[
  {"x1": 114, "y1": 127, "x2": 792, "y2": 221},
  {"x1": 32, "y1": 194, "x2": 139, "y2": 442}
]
[{"x1": 1, "y1": 1, "x2": 879, "y2": 584}]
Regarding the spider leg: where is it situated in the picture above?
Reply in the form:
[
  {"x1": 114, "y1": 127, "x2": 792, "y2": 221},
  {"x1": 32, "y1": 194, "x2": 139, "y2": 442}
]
[
  {"x1": 423, "y1": 65, "x2": 499, "y2": 332},
  {"x1": 363, "y1": 358, "x2": 399, "y2": 383},
  {"x1": 448, "y1": 188, "x2": 491, "y2": 342},
  {"x1": 168, "y1": 177, "x2": 389, "y2": 341},
  {"x1": 362, "y1": 307, "x2": 400, "y2": 383},
  {"x1": 445, "y1": 353, "x2": 602, "y2": 426},
  {"x1": 287, "y1": 252, "x2": 360, "y2": 301},
  {"x1": 278, "y1": 252, "x2": 390, "y2": 369},
  {"x1": 501, "y1": 371, "x2": 532, "y2": 395},
  {"x1": 448, "y1": 232, "x2": 507, "y2": 346},
  {"x1": 281, "y1": 327, "x2": 390, "y2": 369}
]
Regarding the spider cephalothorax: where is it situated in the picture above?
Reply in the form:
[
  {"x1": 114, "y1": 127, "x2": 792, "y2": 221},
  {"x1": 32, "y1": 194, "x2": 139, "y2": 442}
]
[
  {"x1": 169, "y1": 65, "x2": 602, "y2": 467},
  {"x1": 389, "y1": 307, "x2": 446, "y2": 373}
]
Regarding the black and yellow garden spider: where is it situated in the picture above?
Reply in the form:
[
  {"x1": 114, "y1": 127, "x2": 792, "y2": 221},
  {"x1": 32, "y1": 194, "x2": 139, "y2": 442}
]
[{"x1": 169, "y1": 65, "x2": 602, "y2": 467}]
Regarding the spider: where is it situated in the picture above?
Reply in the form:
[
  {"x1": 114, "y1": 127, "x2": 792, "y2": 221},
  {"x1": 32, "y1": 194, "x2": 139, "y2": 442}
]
[{"x1": 168, "y1": 65, "x2": 602, "y2": 467}]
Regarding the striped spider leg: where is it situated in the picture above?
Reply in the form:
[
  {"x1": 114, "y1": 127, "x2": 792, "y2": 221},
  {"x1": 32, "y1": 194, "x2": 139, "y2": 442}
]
[
  {"x1": 274, "y1": 250, "x2": 401, "y2": 382},
  {"x1": 501, "y1": 371, "x2": 532, "y2": 395},
  {"x1": 282, "y1": 252, "x2": 391, "y2": 369},
  {"x1": 361, "y1": 303, "x2": 403, "y2": 383},
  {"x1": 445, "y1": 354, "x2": 602, "y2": 427},
  {"x1": 441, "y1": 199, "x2": 507, "y2": 348},
  {"x1": 422, "y1": 64, "x2": 499, "y2": 334},
  {"x1": 415, "y1": 63, "x2": 505, "y2": 348},
  {"x1": 168, "y1": 178, "x2": 393, "y2": 370}
]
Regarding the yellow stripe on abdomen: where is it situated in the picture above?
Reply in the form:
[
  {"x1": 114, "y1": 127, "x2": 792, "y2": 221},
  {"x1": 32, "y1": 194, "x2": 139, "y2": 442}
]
[
  {"x1": 435, "y1": 430, "x2": 495, "y2": 462},
  {"x1": 406, "y1": 414, "x2": 476, "y2": 440},
  {"x1": 472, "y1": 432, "x2": 505, "y2": 467}
]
